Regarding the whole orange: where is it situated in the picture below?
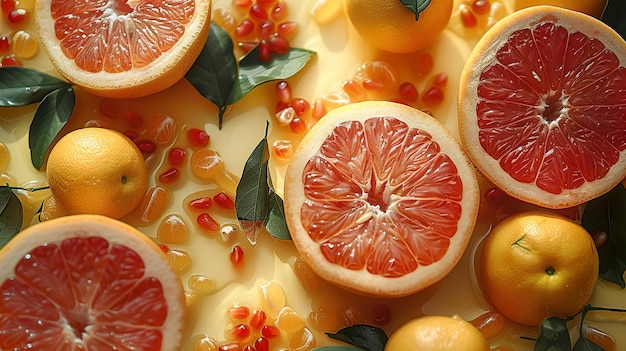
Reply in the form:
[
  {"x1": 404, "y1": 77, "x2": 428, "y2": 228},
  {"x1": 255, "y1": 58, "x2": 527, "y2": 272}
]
[
  {"x1": 479, "y1": 211, "x2": 599, "y2": 327},
  {"x1": 346, "y1": 0, "x2": 453, "y2": 53},
  {"x1": 46, "y1": 128, "x2": 148, "y2": 219},
  {"x1": 385, "y1": 315, "x2": 490, "y2": 351}
]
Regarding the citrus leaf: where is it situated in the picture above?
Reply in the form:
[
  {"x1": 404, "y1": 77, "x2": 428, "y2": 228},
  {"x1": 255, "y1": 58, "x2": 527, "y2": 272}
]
[
  {"x1": 28, "y1": 87, "x2": 75, "y2": 170},
  {"x1": 236, "y1": 123, "x2": 271, "y2": 245},
  {"x1": 573, "y1": 336, "x2": 606, "y2": 351},
  {"x1": 325, "y1": 324, "x2": 387, "y2": 351},
  {"x1": 582, "y1": 184, "x2": 626, "y2": 288},
  {"x1": 0, "y1": 66, "x2": 71, "y2": 107},
  {"x1": 534, "y1": 317, "x2": 571, "y2": 351},
  {"x1": 186, "y1": 23, "x2": 238, "y2": 129},
  {"x1": 0, "y1": 186, "x2": 23, "y2": 248},
  {"x1": 602, "y1": 0, "x2": 626, "y2": 40},
  {"x1": 264, "y1": 189, "x2": 291, "y2": 240},
  {"x1": 399, "y1": 0, "x2": 431, "y2": 20},
  {"x1": 227, "y1": 47, "x2": 315, "y2": 105}
]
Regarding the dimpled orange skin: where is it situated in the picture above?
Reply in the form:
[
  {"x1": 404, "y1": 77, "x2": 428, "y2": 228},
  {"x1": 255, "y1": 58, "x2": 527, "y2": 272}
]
[
  {"x1": 46, "y1": 128, "x2": 149, "y2": 219},
  {"x1": 479, "y1": 211, "x2": 599, "y2": 327}
]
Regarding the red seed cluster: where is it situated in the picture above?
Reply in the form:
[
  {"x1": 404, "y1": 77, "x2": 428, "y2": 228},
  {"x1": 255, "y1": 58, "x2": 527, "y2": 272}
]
[
  {"x1": 1, "y1": 0, "x2": 37, "y2": 66},
  {"x1": 223, "y1": 305, "x2": 282, "y2": 351},
  {"x1": 273, "y1": 80, "x2": 310, "y2": 133}
]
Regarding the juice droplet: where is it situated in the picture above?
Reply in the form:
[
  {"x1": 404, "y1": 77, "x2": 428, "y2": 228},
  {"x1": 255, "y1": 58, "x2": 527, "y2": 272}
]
[
  {"x1": 276, "y1": 306, "x2": 306, "y2": 333},
  {"x1": 11, "y1": 30, "x2": 38, "y2": 58},
  {"x1": 259, "y1": 281, "x2": 286, "y2": 319},
  {"x1": 287, "y1": 327, "x2": 316, "y2": 351},
  {"x1": 136, "y1": 186, "x2": 170, "y2": 224},
  {"x1": 188, "y1": 274, "x2": 217, "y2": 295},
  {"x1": 194, "y1": 335, "x2": 219, "y2": 351},
  {"x1": 470, "y1": 311, "x2": 505, "y2": 339},
  {"x1": 191, "y1": 149, "x2": 225, "y2": 182},
  {"x1": 166, "y1": 249, "x2": 192, "y2": 274},
  {"x1": 157, "y1": 214, "x2": 189, "y2": 244},
  {"x1": 292, "y1": 257, "x2": 319, "y2": 292},
  {"x1": 310, "y1": 0, "x2": 342, "y2": 25}
]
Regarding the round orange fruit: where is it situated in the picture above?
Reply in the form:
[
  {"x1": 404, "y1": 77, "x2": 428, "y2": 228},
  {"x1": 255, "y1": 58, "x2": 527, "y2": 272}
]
[
  {"x1": 479, "y1": 211, "x2": 599, "y2": 327},
  {"x1": 35, "y1": 0, "x2": 212, "y2": 98},
  {"x1": 346, "y1": 0, "x2": 453, "y2": 53},
  {"x1": 284, "y1": 101, "x2": 480, "y2": 297},
  {"x1": 385, "y1": 315, "x2": 490, "y2": 351},
  {"x1": 458, "y1": 6, "x2": 626, "y2": 209},
  {"x1": 0, "y1": 214, "x2": 186, "y2": 350},
  {"x1": 46, "y1": 127, "x2": 148, "y2": 219}
]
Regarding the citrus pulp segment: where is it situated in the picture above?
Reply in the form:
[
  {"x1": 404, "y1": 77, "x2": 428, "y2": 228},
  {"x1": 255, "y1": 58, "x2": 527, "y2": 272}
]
[
  {"x1": 0, "y1": 214, "x2": 185, "y2": 350},
  {"x1": 284, "y1": 101, "x2": 480, "y2": 298},
  {"x1": 458, "y1": 5, "x2": 626, "y2": 209},
  {"x1": 35, "y1": 0, "x2": 212, "y2": 98}
]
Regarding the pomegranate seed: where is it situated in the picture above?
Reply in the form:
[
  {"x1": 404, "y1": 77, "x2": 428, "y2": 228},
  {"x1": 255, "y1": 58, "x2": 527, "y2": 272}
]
[
  {"x1": 1, "y1": 0, "x2": 15, "y2": 14},
  {"x1": 254, "y1": 337, "x2": 269, "y2": 351},
  {"x1": 289, "y1": 117, "x2": 307, "y2": 133},
  {"x1": 258, "y1": 20, "x2": 275, "y2": 39},
  {"x1": 167, "y1": 147, "x2": 187, "y2": 166},
  {"x1": 188, "y1": 128, "x2": 209, "y2": 147},
  {"x1": 124, "y1": 111, "x2": 143, "y2": 127},
  {"x1": 275, "y1": 106, "x2": 295, "y2": 126},
  {"x1": 275, "y1": 100, "x2": 290, "y2": 114},
  {"x1": 229, "y1": 324, "x2": 251, "y2": 341},
  {"x1": 249, "y1": 310, "x2": 267, "y2": 329},
  {"x1": 290, "y1": 97, "x2": 309, "y2": 116},
  {"x1": 214, "y1": 192, "x2": 235, "y2": 210},
  {"x1": 275, "y1": 80, "x2": 291, "y2": 103},
  {"x1": 189, "y1": 196, "x2": 213, "y2": 210},
  {"x1": 242, "y1": 346, "x2": 254, "y2": 351},
  {"x1": 98, "y1": 100, "x2": 117, "y2": 118},
  {"x1": 158, "y1": 244, "x2": 170, "y2": 253},
  {"x1": 484, "y1": 187, "x2": 506, "y2": 205},
  {"x1": 236, "y1": 19, "x2": 255, "y2": 39},
  {"x1": 398, "y1": 82, "x2": 418, "y2": 101},
  {"x1": 271, "y1": 1, "x2": 287, "y2": 21},
  {"x1": 7, "y1": 8, "x2": 27, "y2": 24},
  {"x1": 472, "y1": 0, "x2": 491, "y2": 15},
  {"x1": 123, "y1": 130, "x2": 139, "y2": 141},
  {"x1": 261, "y1": 325, "x2": 279, "y2": 339},
  {"x1": 460, "y1": 5, "x2": 478, "y2": 27},
  {"x1": 229, "y1": 305, "x2": 251, "y2": 319},
  {"x1": 276, "y1": 21, "x2": 297, "y2": 39},
  {"x1": 361, "y1": 78, "x2": 385, "y2": 91},
  {"x1": 197, "y1": 212, "x2": 220, "y2": 233},
  {"x1": 219, "y1": 342, "x2": 243, "y2": 351},
  {"x1": 249, "y1": 4, "x2": 268, "y2": 20},
  {"x1": 0, "y1": 36, "x2": 10, "y2": 54},
  {"x1": 271, "y1": 139, "x2": 293, "y2": 160},
  {"x1": 258, "y1": 40, "x2": 272, "y2": 62},
  {"x1": 311, "y1": 99, "x2": 326, "y2": 119},
  {"x1": 433, "y1": 72, "x2": 448, "y2": 87},
  {"x1": 158, "y1": 167, "x2": 180, "y2": 184},
  {"x1": 371, "y1": 304, "x2": 391, "y2": 325},
  {"x1": 230, "y1": 245, "x2": 245, "y2": 269},
  {"x1": 1, "y1": 55, "x2": 21, "y2": 66},
  {"x1": 268, "y1": 35, "x2": 289, "y2": 54},
  {"x1": 135, "y1": 139, "x2": 156, "y2": 154},
  {"x1": 421, "y1": 86, "x2": 444, "y2": 106}
]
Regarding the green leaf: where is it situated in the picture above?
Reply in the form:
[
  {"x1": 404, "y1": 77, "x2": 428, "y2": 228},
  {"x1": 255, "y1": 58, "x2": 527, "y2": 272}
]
[
  {"x1": 573, "y1": 336, "x2": 606, "y2": 351},
  {"x1": 582, "y1": 184, "x2": 626, "y2": 288},
  {"x1": 0, "y1": 67, "x2": 71, "y2": 107},
  {"x1": 399, "y1": 0, "x2": 431, "y2": 20},
  {"x1": 0, "y1": 186, "x2": 23, "y2": 248},
  {"x1": 264, "y1": 189, "x2": 291, "y2": 240},
  {"x1": 185, "y1": 23, "x2": 238, "y2": 129},
  {"x1": 534, "y1": 317, "x2": 571, "y2": 351},
  {"x1": 227, "y1": 47, "x2": 315, "y2": 105},
  {"x1": 602, "y1": 0, "x2": 626, "y2": 40},
  {"x1": 28, "y1": 87, "x2": 75, "y2": 169},
  {"x1": 236, "y1": 123, "x2": 271, "y2": 244},
  {"x1": 326, "y1": 324, "x2": 388, "y2": 351}
]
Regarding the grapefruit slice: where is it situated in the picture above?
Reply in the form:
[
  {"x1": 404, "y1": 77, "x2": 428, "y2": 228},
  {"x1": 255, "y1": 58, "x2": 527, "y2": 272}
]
[
  {"x1": 0, "y1": 214, "x2": 185, "y2": 350},
  {"x1": 458, "y1": 5, "x2": 626, "y2": 209},
  {"x1": 284, "y1": 101, "x2": 480, "y2": 298},
  {"x1": 35, "y1": 0, "x2": 212, "y2": 98}
]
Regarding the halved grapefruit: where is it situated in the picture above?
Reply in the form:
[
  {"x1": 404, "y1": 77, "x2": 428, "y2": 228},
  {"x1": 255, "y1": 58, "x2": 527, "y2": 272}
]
[
  {"x1": 458, "y1": 5, "x2": 626, "y2": 209},
  {"x1": 284, "y1": 101, "x2": 480, "y2": 298},
  {"x1": 0, "y1": 214, "x2": 185, "y2": 350},
  {"x1": 35, "y1": 0, "x2": 212, "y2": 98}
]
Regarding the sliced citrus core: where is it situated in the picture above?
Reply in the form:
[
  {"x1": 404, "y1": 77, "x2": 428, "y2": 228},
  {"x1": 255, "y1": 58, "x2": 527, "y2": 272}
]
[
  {"x1": 458, "y1": 6, "x2": 626, "y2": 209},
  {"x1": 284, "y1": 101, "x2": 479, "y2": 297},
  {"x1": 0, "y1": 215, "x2": 185, "y2": 350},
  {"x1": 35, "y1": 0, "x2": 212, "y2": 98}
]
